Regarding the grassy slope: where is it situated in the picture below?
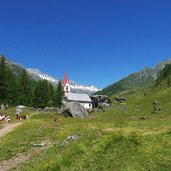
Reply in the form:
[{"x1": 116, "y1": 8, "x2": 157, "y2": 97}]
[{"x1": 0, "y1": 85, "x2": 171, "y2": 171}]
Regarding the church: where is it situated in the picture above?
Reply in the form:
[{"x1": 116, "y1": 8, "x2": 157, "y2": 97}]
[{"x1": 63, "y1": 72, "x2": 93, "y2": 109}]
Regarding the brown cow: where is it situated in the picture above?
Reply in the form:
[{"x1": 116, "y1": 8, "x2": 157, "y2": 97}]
[{"x1": 16, "y1": 114, "x2": 28, "y2": 120}]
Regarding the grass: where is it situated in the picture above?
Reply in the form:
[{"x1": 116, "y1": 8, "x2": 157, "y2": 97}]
[{"x1": 0, "y1": 86, "x2": 171, "y2": 170}]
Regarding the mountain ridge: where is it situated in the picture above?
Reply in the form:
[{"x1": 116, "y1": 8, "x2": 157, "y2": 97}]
[
  {"x1": 96, "y1": 59, "x2": 171, "y2": 96},
  {"x1": 0, "y1": 55, "x2": 101, "y2": 95}
]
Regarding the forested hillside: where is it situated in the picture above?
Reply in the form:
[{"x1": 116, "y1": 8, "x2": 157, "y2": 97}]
[{"x1": 0, "y1": 55, "x2": 63, "y2": 107}]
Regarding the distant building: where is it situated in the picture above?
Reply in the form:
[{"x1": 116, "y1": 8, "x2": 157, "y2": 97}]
[
  {"x1": 63, "y1": 72, "x2": 71, "y2": 94},
  {"x1": 63, "y1": 72, "x2": 92, "y2": 109}
]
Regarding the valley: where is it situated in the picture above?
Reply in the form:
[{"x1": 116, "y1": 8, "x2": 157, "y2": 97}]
[{"x1": 0, "y1": 81, "x2": 171, "y2": 170}]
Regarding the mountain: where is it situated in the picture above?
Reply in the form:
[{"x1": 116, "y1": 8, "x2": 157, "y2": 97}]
[
  {"x1": 27, "y1": 69, "x2": 101, "y2": 94},
  {"x1": 1, "y1": 55, "x2": 101, "y2": 94},
  {"x1": 27, "y1": 68, "x2": 59, "y2": 84},
  {"x1": 70, "y1": 80, "x2": 101, "y2": 95},
  {"x1": 96, "y1": 59, "x2": 171, "y2": 96}
]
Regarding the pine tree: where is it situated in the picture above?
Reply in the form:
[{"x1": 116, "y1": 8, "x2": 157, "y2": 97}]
[
  {"x1": 0, "y1": 55, "x2": 8, "y2": 102},
  {"x1": 6, "y1": 69, "x2": 19, "y2": 105},
  {"x1": 32, "y1": 80, "x2": 50, "y2": 108},
  {"x1": 18, "y1": 69, "x2": 32, "y2": 106},
  {"x1": 167, "y1": 77, "x2": 171, "y2": 87},
  {"x1": 55, "y1": 81, "x2": 64, "y2": 108},
  {"x1": 48, "y1": 83, "x2": 55, "y2": 107},
  {"x1": 156, "y1": 63, "x2": 171, "y2": 86}
]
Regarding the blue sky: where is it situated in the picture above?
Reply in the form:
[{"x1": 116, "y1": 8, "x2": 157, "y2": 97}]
[{"x1": 0, "y1": 0, "x2": 171, "y2": 88}]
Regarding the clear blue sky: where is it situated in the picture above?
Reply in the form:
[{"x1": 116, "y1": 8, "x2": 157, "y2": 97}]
[{"x1": 1, "y1": 0, "x2": 171, "y2": 88}]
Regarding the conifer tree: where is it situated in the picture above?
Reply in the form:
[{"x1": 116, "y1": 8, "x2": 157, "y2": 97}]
[
  {"x1": 0, "y1": 55, "x2": 8, "y2": 102},
  {"x1": 55, "y1": 81, "x2": 64, "y2": 108},
  {"x1": 6, "y1": 69, "x2": 19, "y2": 105},
  {"x1": 156, "y1": 63, "x2": 171, "y2": 86},
  {"x1": 33, "y1": 80, "x2": 50, "y2": 108},
  {"x1": 48, "y1": 83, "x2": 55, "y2": 107},
  {"x1": 18, "y1": 69, "x2": 32, "y2": 106}
]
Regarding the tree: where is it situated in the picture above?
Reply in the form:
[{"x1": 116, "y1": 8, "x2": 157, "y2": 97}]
[
  {"x1": 6, "y1": 69, "x2": 19, "y2": 105},
  {"x1": 156, "y1": 63, "x2": 171, "y2": 86},
  {"x1": 48, "y1": 83, "x2": 55, "y2": 107},
  {"x1": 18, "y1": 69, "x2": 32, "y2": 106},
  {"x1": 32, "y1": 80, "x2": 50, "y2": 108},
  {"x1": 0, "y1": 55, "x2": 8, "y2": 102},
  {"x1": 55, "y1": 81, "x2": 64, "y2": 108},
  {"x1": 167, "y1": 77, "x2": 171, "y2": 87}
]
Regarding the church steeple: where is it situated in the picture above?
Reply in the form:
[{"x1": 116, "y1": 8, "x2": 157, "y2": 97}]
[{"x1": 63, "y1": 71, "x2": 71, "y2": 94}]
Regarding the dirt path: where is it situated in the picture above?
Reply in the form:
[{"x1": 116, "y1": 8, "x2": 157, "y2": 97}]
[
  {"x1": 0, "y1": 123, "x2": 22, "y2": 139},
  {"x1": 0, "y1": 153, "x2": 29, "y2": 171}
]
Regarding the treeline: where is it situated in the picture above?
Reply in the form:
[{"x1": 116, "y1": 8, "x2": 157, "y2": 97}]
[
  {"x1": 156, "y1": 63, "x2": 171, "y2": 86},
  {"x1": 0, "y1": 56, "x2": 63, "y2": 108}
]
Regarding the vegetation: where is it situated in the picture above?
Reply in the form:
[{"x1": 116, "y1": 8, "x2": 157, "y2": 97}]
[
  {"x1": 156, "y1": 63, "x2": 171, "y2": 87},
  {"x1": 0, "y1": 56, "x2": 63, "y2": 108},
  {"x1": 0, "y1": 57, "x2": 171, "y2": 170},
  {"x1": 0, "y1": 55, "x2": 8, "y2": 102},
  {"x1": 1, "y1": 83, "x2": 171, "y2": 171},
  {"x1": 55, "y1": 81, "x2": 64, "y2": 108}
]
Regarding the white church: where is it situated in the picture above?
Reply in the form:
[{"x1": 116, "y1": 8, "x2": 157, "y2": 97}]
[{"x1": 63, "y1": 72, "x2": 93, "y2": 109}]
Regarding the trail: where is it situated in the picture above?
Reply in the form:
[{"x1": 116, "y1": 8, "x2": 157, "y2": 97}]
[
  {"x1": 0, "y1": 123, "x2": 22, "y2": 139},
  {"x1": 0, "y1": 153, "x2": 29, "y2": 171}
]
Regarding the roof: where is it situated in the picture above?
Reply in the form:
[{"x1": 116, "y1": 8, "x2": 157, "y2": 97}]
[
  {"x1": 63, "y1": 71, "x2": 69, "y2": 86},
  {"x1": 66, "y1": 93, "x2": 92, "y2": 102}
]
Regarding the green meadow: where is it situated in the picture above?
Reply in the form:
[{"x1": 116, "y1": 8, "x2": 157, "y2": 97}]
[{"x1": 0, "y1": 85, "x2": 171, "y2": 171}]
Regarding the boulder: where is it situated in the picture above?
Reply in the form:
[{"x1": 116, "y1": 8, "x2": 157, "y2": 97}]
[
  {"x1": 64, "y1": 102, "x2": 89, "y2": 119},
  {"x1": 16, "y1": 108, "x2": 23, "y2": 115},
  {"x1": 90, "y1": 95, "x2": 111, "y2": 108},
  {"x1": 102, "y1": 103, "x2": 110, "y2": 107},
  {"x1": 43, "y1": 107, "x2": 57, "y2": 112},
  {"x1": 115, "y1": 97, "x2": 127, "y2": 103},
  {"x1": 0, "y1": 104, "x2": 5, "y2": 110},
  {"x1": 16, "y1": 105, "x2": 27, "y2": 109}
]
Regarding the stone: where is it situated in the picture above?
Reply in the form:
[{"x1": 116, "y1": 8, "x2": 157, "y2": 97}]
[
  {"x1": 64, "y1": 102, "x2": 89, "y2": 119},
  {"x1": 62, "y1": 135, "x2": 80, "y2": 147},
  {"x1": 139, "y1": 116, "x2": 148, "y2": 120}
]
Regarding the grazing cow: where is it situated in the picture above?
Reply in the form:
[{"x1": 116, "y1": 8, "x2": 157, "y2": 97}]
[
  {"x1": 0, "y1": 115, "x2": 12, "y2": 122},
  {"x1": 16, "y1": 114, "x2": 28, "y2": 120},
  {"x1": 4, "y1": 116, "x2": 12, "y2": 122}
]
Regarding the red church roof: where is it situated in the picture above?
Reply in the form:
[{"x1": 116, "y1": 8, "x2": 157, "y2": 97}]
[{"x1": 63, "y1": 71, "x2": 69, "y2": 85}]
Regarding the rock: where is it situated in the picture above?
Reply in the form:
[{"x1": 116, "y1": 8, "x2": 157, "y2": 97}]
[
  {"x1": 37, "y1": 108, "x2": 43, "y2": 112},
  {"x1": 102, "y1": 103, "x2": 110, "y2": 107},
  {"x1": 87, "y1": 109, "x2": 94, "y2": 113},
  {"x1": 57, "y1": 108, "x2": 64, "y2": 115},
  {"x1": 16, "y1": 105, "x2": 27, "y2": 109},
  {"x1": 32, "y1": 143, "x2": 45, "y2": 147},
  {"x1": 43, "y1": 107, "x2": 57, "y2": 112},
  {"x1": 139, "y1": 116, "x2": 148, "y2": 120},
  {"x1": 0, "y1": 104, "x2": 5, "y2": 110},
  {"x1": 64, "y1": 102, "x2": 89, "y2": 119},
  {"x1": 62, "y1": 135, "x2": 80, "y2": 147},
  {"x1": 16, "y1": 108, "x2": 23, "y2": 115},
  {"x1": 90, "y1": 95, "x2": 111, "y2": 108},
  {"x1": 153, "y1": 100, "x2": 159, "y2": 105},
  {"x1": 115, "y1": 97, "x2": 127, "y2": 103}
]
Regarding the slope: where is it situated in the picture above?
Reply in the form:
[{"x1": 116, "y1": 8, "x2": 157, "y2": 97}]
[
  {"x1": 0, "y1": 73, "x2": 171, "y2": 170},
  {"x1": 96, "y1": 59, "x2": 171, "y2": 96}
]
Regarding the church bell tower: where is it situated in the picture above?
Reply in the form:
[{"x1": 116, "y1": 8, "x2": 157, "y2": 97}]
[{"x1": 63, "y1": 71, "x2": 71, "y2": 94}]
